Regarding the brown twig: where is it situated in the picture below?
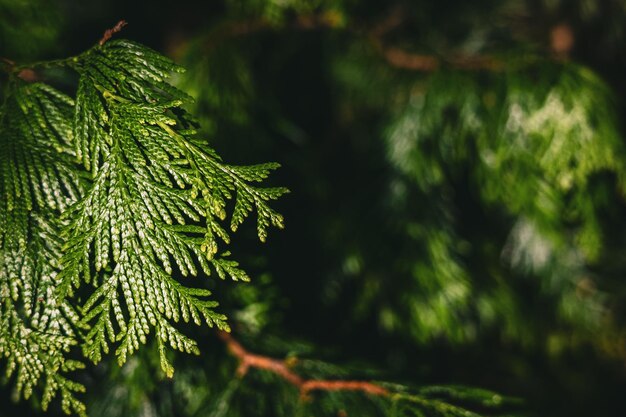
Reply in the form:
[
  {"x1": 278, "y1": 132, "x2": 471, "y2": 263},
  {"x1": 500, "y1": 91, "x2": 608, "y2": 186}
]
[
  {"x1": 99, "y1": 20, "x2": 128, "y2": 46},
  {"x1": 377, "y1": 46, "x2": 440, "y2": 71},
  {"x1": 301, "y1": 380, "x2": 389, "y2": 396},
  {"x1": 217, "y1": 331, "x2": 389, "y2": 397}
]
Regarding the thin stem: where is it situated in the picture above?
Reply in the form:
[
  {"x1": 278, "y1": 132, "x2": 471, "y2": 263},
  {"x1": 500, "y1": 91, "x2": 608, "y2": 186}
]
[{"x1": 99, "y1": 20, "x2": 128, "y2": 46}]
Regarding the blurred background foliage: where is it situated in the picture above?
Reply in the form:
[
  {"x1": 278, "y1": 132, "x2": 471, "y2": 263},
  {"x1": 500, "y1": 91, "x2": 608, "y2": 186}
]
[{"x1": 3, "y1": 0, "x2": 626, "y2": 416}]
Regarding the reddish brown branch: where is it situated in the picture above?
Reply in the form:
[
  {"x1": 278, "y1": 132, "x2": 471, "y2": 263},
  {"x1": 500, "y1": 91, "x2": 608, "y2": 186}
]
[
  {"x1": 221, "y1": 331, "x2": 304, "y2": 386},
  {"x1": 302, "y1": 380, "x2": 389, "y2": 396},
  {"x1": 218, "y1": 331, "x2": 389, "y2": 398},
  {"x1": 99, "y1": 20, "x2": 128, "y2": 46},
  {"x1": 379, "y1": 46, "x2": 440, "y2": 71}
]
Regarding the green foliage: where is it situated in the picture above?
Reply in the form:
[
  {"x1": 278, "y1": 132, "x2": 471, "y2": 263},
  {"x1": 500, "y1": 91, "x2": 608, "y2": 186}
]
[
  {"x1": 0, "y1": 38, "x2": 286, "y2": 414},
  {"x1": 376, "y1": 61, "x2": 626, "y2": 346},
  {"x1": 140, "y1": 3, "x2": 626, "y2": 415},
  {"x1": 0, "y1": 0, "x2": 62, "y2": 60},
  {"x1": 216, "y1": 14, "x2": 620, "y2": 354}
]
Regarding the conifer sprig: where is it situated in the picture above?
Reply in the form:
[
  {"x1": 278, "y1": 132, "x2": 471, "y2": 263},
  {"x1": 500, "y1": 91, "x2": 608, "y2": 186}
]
[{"x1": 58, "y1": 39, "x2": 288, "y2": 372}]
